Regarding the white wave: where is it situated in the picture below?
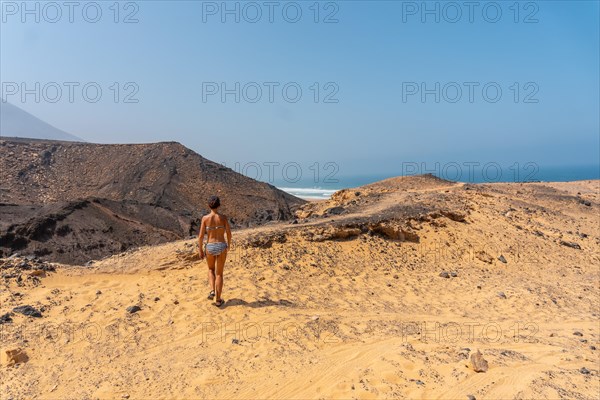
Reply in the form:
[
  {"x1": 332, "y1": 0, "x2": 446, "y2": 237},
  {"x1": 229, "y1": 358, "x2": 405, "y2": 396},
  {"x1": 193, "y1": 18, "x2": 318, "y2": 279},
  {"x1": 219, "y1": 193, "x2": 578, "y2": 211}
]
[{"x1": 277, "y1": 187, "x2": 338, "y2": 199}]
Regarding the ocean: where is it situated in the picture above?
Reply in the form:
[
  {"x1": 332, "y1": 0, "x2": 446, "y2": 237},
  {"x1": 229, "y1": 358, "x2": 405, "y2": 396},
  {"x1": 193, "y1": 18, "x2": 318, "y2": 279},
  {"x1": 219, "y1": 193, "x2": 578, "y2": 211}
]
[{"x1": 273, "y1": 165, "x2": 600, "y2": 200}]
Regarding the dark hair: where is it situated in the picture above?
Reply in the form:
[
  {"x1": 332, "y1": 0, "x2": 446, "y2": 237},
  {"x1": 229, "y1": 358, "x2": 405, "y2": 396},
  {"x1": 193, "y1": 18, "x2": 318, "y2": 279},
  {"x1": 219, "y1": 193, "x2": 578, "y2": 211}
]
[{"x1": 208, "y1": 195, "x2": 220, "y2": 209}]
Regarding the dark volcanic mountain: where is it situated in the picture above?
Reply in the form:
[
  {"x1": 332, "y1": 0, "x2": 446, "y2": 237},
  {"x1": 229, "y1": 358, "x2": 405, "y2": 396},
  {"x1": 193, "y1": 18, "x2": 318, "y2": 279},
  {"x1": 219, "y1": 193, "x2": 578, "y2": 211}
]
[{"x1": 0, "y1": 137, "x2": 304, "y2": 264}]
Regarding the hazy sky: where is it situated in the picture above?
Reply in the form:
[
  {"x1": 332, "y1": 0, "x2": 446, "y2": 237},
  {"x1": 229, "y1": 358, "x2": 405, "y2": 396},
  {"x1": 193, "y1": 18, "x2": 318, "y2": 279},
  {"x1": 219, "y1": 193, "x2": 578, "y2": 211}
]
[{"x1": 1, "y1": 0, "x2": 599, "y2": 179}]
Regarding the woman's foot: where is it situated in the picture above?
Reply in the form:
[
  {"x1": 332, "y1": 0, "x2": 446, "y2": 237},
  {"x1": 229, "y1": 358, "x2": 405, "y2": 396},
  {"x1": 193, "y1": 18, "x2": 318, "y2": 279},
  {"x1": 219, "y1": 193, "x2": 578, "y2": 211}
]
[
  {"x1": 207, "y1": 290, "x2": 215, "y2": 300},
  {"x1": 214, "y1": 299, "x2": 225, "y2": 307}
]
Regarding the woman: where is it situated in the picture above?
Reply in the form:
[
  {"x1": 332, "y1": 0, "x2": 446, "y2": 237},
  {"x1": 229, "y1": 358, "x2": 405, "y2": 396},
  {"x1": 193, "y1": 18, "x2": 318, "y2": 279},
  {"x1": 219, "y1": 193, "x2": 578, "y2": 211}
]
[{"x1": 198, "y1": 195, "x2": 232, "y2": 307}]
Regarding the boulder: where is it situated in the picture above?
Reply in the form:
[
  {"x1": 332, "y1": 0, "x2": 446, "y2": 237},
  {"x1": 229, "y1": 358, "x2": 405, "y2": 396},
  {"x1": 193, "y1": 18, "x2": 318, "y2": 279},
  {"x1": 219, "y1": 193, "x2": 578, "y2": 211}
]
[
  {"x1": 470, "y1": 350, "x2": 489, "y2": 373},
  {"x1": 126, "y1": 305, "x2": 141, "y2": 314},
  {"x1": 5, "y1": 348, "x2": 28, "y2": 366},
  {"x1": 560, "y1": 240, "x2": 581, "y2": 250},
  {"x1": 13, "y1": 305, "x2": 42, "y2": 318}
]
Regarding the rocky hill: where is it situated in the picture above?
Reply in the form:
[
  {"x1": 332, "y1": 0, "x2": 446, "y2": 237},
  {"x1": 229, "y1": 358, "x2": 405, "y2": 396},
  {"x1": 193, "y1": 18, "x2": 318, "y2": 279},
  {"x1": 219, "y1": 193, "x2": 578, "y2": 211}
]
[{"x1": 0, "y1": 137, "x2": 304, "y2": 264}]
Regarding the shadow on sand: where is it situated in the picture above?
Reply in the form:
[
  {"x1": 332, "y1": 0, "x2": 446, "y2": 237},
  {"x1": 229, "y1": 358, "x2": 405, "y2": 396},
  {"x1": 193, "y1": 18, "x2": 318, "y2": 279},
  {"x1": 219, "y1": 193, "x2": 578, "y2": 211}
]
[{"x1": 223, "y1": 298, "x2": 295, "y2": 308}]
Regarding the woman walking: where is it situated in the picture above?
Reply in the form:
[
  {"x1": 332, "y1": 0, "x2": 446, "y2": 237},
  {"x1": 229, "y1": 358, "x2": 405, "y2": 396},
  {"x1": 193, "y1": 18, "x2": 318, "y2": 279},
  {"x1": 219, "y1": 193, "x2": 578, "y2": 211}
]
[{"x1": 198, "y1": 196, "x2": 232, "y2": 307}]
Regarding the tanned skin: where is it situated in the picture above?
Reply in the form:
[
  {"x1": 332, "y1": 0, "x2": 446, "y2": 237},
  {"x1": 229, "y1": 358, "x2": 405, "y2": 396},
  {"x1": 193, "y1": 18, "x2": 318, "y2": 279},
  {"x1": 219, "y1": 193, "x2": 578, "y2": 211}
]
[{"x1": 198, "y1": 206, "x2": 232, "y2": 306}]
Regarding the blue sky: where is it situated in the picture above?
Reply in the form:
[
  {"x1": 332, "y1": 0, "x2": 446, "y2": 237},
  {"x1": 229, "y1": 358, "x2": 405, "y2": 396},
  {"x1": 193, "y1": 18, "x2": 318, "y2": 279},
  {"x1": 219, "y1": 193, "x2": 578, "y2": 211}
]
[{"x1": 1, "y1": 0, "x2": 599, "y2": 179}]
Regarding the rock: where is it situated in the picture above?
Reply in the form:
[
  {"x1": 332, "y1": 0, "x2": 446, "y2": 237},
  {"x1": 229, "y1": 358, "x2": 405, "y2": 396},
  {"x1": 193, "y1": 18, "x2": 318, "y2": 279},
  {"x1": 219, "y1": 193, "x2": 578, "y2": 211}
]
[
  {"x1": 467, "y1": 395, "x2": 476, "y2": 400},
  {"x1": 590, "y1": 346, "x2": 596, "y2": 351},
  {"x1": 578, "y1": 198, "x2": 591, "y2": 207},
  {"x1": 573, "y1": 331, "x2": 584, "y2": 336},
  {"x1": 173, "y1": 300, "x2": 179, "y2": 305},
  {"x1": 154, "y1": 297, "x2": 160, "y2": 301},
  {"x1": 29, "y1": 269, "x2": 45, "y2": 277},
  {"x1": 441, "y1": 210, "x2": 467, "y2": 222},
  {"x1": 498, "y1": 255, "x2": 507, "y2": 263},
  {"x1": 126, "y1": 305, "x2": 141, "y2": 314},
  {"x1": 5, "y1": 348, "x2": 28, "y2": 366},
  {"x1": 325, "y1": 206, "x2": 345, "y2": 215},
  {"x1": 13, "y1": 305, "x2": 42, "y2": 318},
  {"x1": 497, "y1": 292, "x2": 507, "y2": 299},
  {"x1": 439, "y1": 271, "x2": 450, "y2": 278},
  {"x1": 0, "y1": 313, "x2": 13, "y2": 324},
  {"x1": 476, "y1": 251, "x2": 493, "y2": 264},
  {"x1": 580, "y1": 367, "x2": 590, "y2": 374},
  {"x1": 560, "y1": 240, "x2": 581, "y2": 250},
  {"x1": 17, "y1": 261, "x2": 31, "y2": 270},
  {"x1": 244, "y1": 232, "x2": 287, "y2": 248},
  {"x1": 232, "y1": 338, "x2": 239, "y2": 344},
  {"x1": 41, "y1": 263, "x2": 56, "y2": 272},
  {"x1": 96, "y1": 290, "x2": 102, "y2": 295},
  {"x1": 458, "y1": 348, "x2": 470, "y2": 358},
  {"x1": 450, "y1": 271, "x2": 458, "y2": 277},
  {"x1": 470, "y1": 350, "x2": 489, "y2": 373},
  {"x1": 122, "y1": 395, "x2": 130, "y2": 399},
  {"x1": 311, "y1": 234, "x2": 326, "y2": 242}
]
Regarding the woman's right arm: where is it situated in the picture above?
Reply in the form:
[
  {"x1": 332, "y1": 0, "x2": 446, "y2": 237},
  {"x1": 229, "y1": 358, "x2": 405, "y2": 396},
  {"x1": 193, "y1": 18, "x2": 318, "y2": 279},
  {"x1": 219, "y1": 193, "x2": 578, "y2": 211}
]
[{"x1": 225, "y1": 217, "x2": 232, "y2": 248}]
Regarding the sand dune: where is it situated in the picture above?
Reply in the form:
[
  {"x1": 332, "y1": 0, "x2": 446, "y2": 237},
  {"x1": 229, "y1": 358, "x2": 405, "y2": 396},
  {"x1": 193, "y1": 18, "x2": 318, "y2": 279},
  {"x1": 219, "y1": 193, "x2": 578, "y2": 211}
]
[{"x1": 1, "y1": 175, "x2": 598, "y2": 399}]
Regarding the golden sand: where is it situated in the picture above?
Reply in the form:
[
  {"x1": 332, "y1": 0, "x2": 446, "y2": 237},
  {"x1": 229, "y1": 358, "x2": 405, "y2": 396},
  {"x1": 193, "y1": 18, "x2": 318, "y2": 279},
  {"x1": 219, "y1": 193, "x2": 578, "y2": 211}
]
[{"x1": 2, "y1": 177, "x2": 599, "y2": 399}]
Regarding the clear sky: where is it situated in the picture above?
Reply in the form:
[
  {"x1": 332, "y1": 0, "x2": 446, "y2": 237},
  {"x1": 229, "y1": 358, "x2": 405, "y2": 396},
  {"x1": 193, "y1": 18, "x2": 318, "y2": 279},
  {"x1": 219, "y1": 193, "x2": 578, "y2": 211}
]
[{"x1": 1, "y1": 0, "x2": 599, "y2": 179}]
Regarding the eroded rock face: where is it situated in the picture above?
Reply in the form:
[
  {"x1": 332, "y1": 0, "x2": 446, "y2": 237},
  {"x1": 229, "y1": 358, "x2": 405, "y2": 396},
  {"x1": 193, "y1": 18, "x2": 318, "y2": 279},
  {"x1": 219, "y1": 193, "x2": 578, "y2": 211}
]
[
  {"x1": 368, "y1": 222, "x2": 420, "y2": 242},
  {"x1": 241, "y1": 220, "x2": 424, "y2": 248},
  {"x1": 243, "y1": 175, "x2": 474, "y2": 248},
  {"x1": 305, "y1": 227, "x2": 363, "y2": 242}
]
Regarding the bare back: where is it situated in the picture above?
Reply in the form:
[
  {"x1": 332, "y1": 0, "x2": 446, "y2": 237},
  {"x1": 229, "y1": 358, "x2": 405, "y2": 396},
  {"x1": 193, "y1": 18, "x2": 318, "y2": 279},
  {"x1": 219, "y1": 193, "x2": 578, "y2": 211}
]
[{"x1": 202, "y1": 213, "x2": 230, "y2": 244}]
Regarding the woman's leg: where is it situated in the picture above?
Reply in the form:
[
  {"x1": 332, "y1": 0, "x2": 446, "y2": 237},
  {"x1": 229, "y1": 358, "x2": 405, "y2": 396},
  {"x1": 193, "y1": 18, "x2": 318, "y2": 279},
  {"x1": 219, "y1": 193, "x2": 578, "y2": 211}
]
[
  {"x1": 206, "y1": 253, "x2": 216, "y2": 293},
  {"x1": 215, "y1": 249, "x2": 227, "y2": 302}
]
